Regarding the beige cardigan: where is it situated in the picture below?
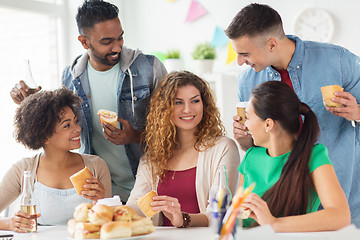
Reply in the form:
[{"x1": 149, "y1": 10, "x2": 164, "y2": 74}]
[
  {"x1": 126, "y1": 136, "x2": 240, "y2": 225},
  {"x1": 0, "y1": 153, "x2": 112, "y2": 213}
]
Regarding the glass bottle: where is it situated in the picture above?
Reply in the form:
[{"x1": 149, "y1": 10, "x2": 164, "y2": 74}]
[
  {"x1": 20, "y1": 171, "x2": 37, "y2": 232},
  {"x1": 23, "y1": 60, "x2": 38, "y2": 90},
  {"x1": 217, "y1": 165, "x2": 232, "y2": 207},
  {"x1": 210, "y1": 165, "x2": 232, "y2": 239}
]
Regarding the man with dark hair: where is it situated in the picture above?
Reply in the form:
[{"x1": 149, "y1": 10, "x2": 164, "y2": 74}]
[
  {"x1": 11, "y1": 0, "x2": 167, "y2": 202},
  {"x1": 227, "y1": 3, "x2": 360, "y2": 227}
]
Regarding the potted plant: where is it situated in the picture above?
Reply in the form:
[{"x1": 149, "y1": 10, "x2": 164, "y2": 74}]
[
  {"x1": 164, "y1": 49, "x2": 184, "y2": 72},
  {"x1": 192, "y1": 42, "x2": 216, "y2": 74}
]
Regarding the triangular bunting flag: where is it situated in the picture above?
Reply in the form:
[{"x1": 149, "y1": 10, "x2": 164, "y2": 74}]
[
  {"x1": 211, "y1": 26, "x2": 229, "y2": 47},
  {"x1": 185, "y1": 0, "x2": 207, "y2": 23},
  {"x1": 227, "y1": 41, "x2": 237, "y2": 64}
]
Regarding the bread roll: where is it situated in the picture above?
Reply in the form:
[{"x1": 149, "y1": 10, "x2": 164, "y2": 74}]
[
  {"x1": 130, "y1": 217, "x2": 155, "y2": 236},
  {"x1": 100, "y1": 221, "x2": 132, "y2": 239},
  {"x1": 74, "y1": 202, "x2": 93, "y2": 222},
  {"x1": 88, "y1": 205, "x2": 113, "y2": 226},
  {"x1": 70, "y1": 167, "x2": 93, "y2": 195},
  {"x1": 67, "y1": 218, "x2": 77, "y2": 237},
  {"x1": 97, "y1": 109, "x2": 118, "y2": 128},
  {"x1": 74, "y1": 222, "x2": 101, "y2": 239},
  {"x1": 320, "y1": 85, "x2": 344, "y2": 107},
  {"x1": 113, "y1": 205, "x2": 141, "y2": 222},
  {"x1": 136, "y1": 190, "x2": 159, "y2": 218}
]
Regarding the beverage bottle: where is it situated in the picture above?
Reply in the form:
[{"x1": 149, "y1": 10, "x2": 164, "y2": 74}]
[
  {"x1": 20, "y1": 171, "x2": 37, "y2": 232},
  {"x1": 210, "y1": 165, "x2": 232, "y2": 239},
  {"x1": 23, "y1": 60, "x2": 38, "y2": 92},
  {"x1": 216, "y1": 165, "x2": 232, "y2": 208}
]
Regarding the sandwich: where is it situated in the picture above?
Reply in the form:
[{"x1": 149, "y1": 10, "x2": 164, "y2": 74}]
[
  {"x1": 74, "y1": 222, "x2": 101, "y2": 240},
  {"x1": 136, "y1": 190, "x2": 159, "y2": 218},
  {"x1": 70, "y1": 167, "x2": 93, "y2": 195},
  {"x1": 88, "y1": 204, "x2": 113, "y2": 226},
  {"x1": 74, "y1": 202, "x2": 93, "y2": 222},
  {"x1": 320, "y1": 85, "x2": 344, "y2": 107},
  {"x1": 113, "y1": 205, "x2": 142, "y2": 222},
  {"x1": 100, "y1": 221, "x2": 132, "y2": 239},
  {"x1": 239, "y1": 207, "x2": 251, "y2": 219},
  {"x1": 97, "y1": 109, "x2": 118, "y2": 128},
  {"x1": 130, "y1": 217, "x2": 155, "y2": 236}
]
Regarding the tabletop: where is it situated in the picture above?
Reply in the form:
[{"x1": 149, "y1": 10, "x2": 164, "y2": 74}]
[{"x1": 2, "y1": 224, "x2": 359, "y2": 240}]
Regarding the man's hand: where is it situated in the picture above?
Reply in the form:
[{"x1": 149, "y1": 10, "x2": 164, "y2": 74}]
[
  {"x1": 326, "y1": 91, "x2": 360, "y2": 121},
  {"x1": 102, "y1": 117, "x2": 142, "y2": 145},
  {"x1": 233, "y1": 115, "x2": 254, "y2": 151},
  {"x1": 10, "y1": 80, "x2": 42, "y2": 105}
]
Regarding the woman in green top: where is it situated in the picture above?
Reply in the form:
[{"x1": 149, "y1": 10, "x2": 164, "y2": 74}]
[{"x1": 239, "y1": 81, "x2": 350, "y2": 232}]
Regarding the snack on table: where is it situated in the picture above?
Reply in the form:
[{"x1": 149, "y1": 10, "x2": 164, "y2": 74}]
[
  {"x1": 70, "y1": 167, "x2": 93, "y2": 195},
  {"x1": 74, "y1": 222, "x2": 101, "y2": 239},
  {"x1": 89, "y1": 205, "x2": 113, "y2": 226},
  {"x1": 130, "y1": 217, "x2": 155, "y2": 236},
  {"x1": 67, "y1": 218, "x2": 77, "y2": 238},
  {"x1": 136, "y1": 190, "x2": 159, "y2": 218},
  {"x1": 320, "y1": 85, "x2": 344, "y2": 107},
  {"x1": 69, "y1": 203, "x2": 155, "y2": 239},
  {"x1": 74, "y1": 202, "x2": 93, "y2": 222},
  {"x1": 100, "y1": 221, "x2": 132, "y2": 239},
  {"x1": 97, "y1": 109, "x2": 118, "y2": 128},
  {"x1": 113, "y1": 205, "x2": 142, "y2": 222}
]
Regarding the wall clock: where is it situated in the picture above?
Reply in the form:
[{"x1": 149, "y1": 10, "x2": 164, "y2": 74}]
[{"x1": 294, "y1": 8, "x2": 334, "y2": 42}]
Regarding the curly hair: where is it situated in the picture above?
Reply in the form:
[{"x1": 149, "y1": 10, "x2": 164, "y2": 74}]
[
  {"x1": 14, "y1": 87, "x2": 82, "y2": 150},
  {"x1": 144, "y1": 71, "x2": 225, "y2": 181}
]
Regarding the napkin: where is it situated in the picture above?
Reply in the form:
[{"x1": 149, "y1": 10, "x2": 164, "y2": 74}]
[{"x1": 96, "y1": 195, "x2": 122, "y2": 206}]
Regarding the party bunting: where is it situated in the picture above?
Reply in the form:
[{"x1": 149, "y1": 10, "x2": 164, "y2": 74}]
[
  {"x1": 211, "y1": 26, "x2": 229, "y2": 47},
  {"x1": 185, "y1": 0, "x2": 207, "y2": 23},
  {"x1": 226, "y1": 41, "x2": 237, "y2": 64}
]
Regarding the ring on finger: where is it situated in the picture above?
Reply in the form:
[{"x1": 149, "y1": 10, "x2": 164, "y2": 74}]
[{"x1": 171, "y1": 202, "x2": 174, "y2": 207}]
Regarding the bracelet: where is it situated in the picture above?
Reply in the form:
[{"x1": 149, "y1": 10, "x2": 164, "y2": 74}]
[{"x1": 180, "y1": 212, "x2": 191, "y2": 228}]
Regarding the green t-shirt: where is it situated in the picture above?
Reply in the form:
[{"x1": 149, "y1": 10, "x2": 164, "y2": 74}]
[{"x1": 238, "y1": 144, "x2": 332, "y2": 228}]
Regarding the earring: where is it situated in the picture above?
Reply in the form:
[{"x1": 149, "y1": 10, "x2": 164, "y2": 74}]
[{"x1": 265, "y1": 129, "x2": 268, "y2": 133}]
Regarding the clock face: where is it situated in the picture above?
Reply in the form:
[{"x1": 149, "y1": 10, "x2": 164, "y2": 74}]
[{"x1": 294, "y1": 8, "x2": 334, "y2": 42}]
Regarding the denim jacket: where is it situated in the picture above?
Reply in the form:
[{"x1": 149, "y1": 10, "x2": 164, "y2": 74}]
[
  {"x1": 237, "y1": 35, "x2": 360, "y2": 226},
  {"x1": 62, "y1": 46, "x2": 167, "y2": 177}
]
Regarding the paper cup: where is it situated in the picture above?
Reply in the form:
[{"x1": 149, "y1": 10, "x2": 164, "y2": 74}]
[
  {"x1": 236, "y1": 102, "x2": 248, "y2": 124},
  {"x1": 320, "y1": 85, "x2": 343, "y2": 107}
]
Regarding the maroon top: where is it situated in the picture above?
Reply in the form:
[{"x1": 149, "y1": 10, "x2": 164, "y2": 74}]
[
  {"x1": 274, "y1": 67, "x2": 303, "y2": 134},
  {"x1": 157, "y1": 167, "x2": 200, "y2": 226}
]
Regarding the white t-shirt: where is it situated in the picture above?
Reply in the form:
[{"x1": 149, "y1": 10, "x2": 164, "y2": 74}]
[{"x1": 87, "y1": 61, "x2": 135, "y2": 201}]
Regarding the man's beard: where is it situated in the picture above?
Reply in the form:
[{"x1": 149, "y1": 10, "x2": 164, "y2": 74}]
[{"x1": 90, "y1": 45, "x2": 120, "y2": 67}]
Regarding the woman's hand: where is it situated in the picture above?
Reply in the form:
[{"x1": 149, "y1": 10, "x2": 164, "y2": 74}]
[
  {"x1": 10, "y1": 210, "x2": 40, "y2": 233},
  {"x1": 241, "y1": 193, "x2": 276, "y2": 226},
  {"x1": 82, "y1": 177, "x2": 105, "y2": 202},
  {"x1": 151, "y1": 195, "x2": 183, "y2": 227}
]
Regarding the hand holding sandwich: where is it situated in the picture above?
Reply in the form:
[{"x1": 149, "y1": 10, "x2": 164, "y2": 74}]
[
  {"x1": 326, "y1": 91, "x2": 360, "y2": 121},
  {"x1": 241, "y1": 193, "x2": 276, "y2": 227},
  {"x1": 102, "y1": 117, "x2": 142, "y2": 145},
  {"x1": 82, "y1": 177, "x2": 106, "y2": 202},
  {"x1": 150, "y1": 195, "x2": 183, "y2": 227}
]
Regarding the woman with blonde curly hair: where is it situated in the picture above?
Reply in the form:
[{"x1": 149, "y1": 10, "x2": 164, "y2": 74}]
[{"x1": 127, "y1": 71, "x2": 239, "y2": 227}]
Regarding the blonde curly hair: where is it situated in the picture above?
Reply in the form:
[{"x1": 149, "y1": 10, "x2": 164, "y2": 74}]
[{"x1": 144, "y1": 71, "x2": 225, "y2": 181}]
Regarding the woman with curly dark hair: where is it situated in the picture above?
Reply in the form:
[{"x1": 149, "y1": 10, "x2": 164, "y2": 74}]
[
  {"x1": 127, "y1": 71, "x2": 240, "y2": 227},
  {"x1": 0, "y1": 87, "x2": 111, "y2": 232}
]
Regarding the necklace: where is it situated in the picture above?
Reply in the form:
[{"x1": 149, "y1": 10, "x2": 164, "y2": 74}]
[{"x1": 171, "y1": 170, "x2": 176, "y2": 180}]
